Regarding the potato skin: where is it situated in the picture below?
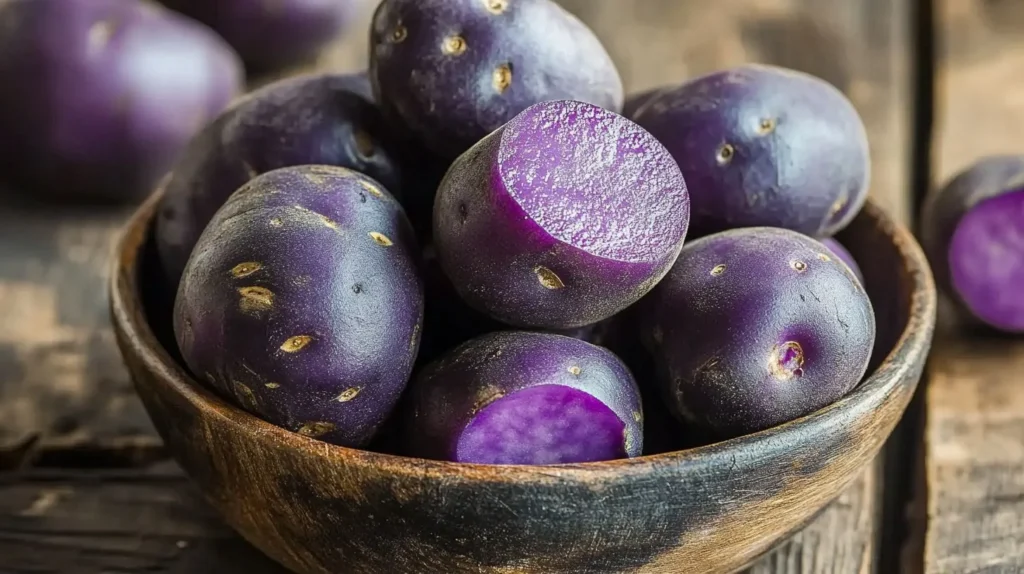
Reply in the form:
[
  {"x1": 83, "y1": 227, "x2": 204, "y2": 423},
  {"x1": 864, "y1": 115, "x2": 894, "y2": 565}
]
[
  {"x1": 155, "y1": 72, "x2": 405, "y2": 288},
  {"x1": 633, "y1": 64, "x2": 870, "y2": 238},
  {"x1": 159, "y1": 0, "x2": 367, "y2": 73},
  {"x1": 920, "y1": 155, "x2": 1024, "y2": 331},
  {"x1": 173, "y1": 165, "x2": 423, "y2": 447},
  {"x1": 433, "y1": 100, "x2": 690, "y2": 329},
  {"x1": 369, "y1": 0, "x2": 624, "y2": 160},
  {"x1": 642, "y1": 227, "x2": 875, "y2": 438},
  {"x1": 404, "y1": 331, "x2": 643, "y2": 463},
  {"x1": 0, "y1": 0, "x2": 243, "y2": 202},
  {"x1": 819, "y1": 237, "x2": 863, "y2": 285}
]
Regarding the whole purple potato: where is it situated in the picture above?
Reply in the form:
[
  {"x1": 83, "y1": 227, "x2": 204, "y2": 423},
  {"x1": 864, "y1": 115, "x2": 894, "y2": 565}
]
[
  {"x1": 155, "y1": 72, "x2": 405, "y2": 288},
  {"x1": 0, "y1": 0, "x2": 243, "y2": 202},
  {"x1": 173, "y1": 165, "x2": 423, "y2": 447},
  {"x1": 632, "y1": 64, "x2": 870, "y2": 238},
  {"x1": 819, "y1": 237, "x2": 864, "y2": 285},
  {"x1": 159, "y1": 0, "x2": 369, "y2": 73},
  {"x1": 433, "y1": 99, "x2": 690, "y2": 329},
  {"x1": 369, "y1": 0, "x2": 624, "y2": 160},
  {"x1": 405, "y1": 331, "x2": 642, "y2": 464},
  {"x1": 921, "y1": 155, "x2": 1024, "y2": 333},
  {"x1": 642, "y1": 227, "x2": 875, "y2": 438}
]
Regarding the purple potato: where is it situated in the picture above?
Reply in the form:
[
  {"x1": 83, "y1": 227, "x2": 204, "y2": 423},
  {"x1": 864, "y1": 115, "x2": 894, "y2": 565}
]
[
  {"x1": 632, "y1": 64, "x2": 870, "y2": 238},
  {"x1": 155, "y1": 72, "x2": 406, "y2": 288},
  {"x1": 622, "y1": 86, "x2": 666, "y2": 119},
  {"x1": 369, "y1": 0, "x2": 624, "y2": 160},
  {"x1": 405, "y1": 331, "x2": 642, "y2": 464},
  {"x1": 160, "y1": 0, "x2": 369, "y2": 73},
  {"x1": 173, "y1": 165, "x2": 423, "y2": 447},
  {"x1": 433, "y1": 99, "x2": 690, "y2": 329},
  {"x1": 819, "y1": 237, "x2": 863, "y2": 284},
  {"x1": 921, "y1": 155, "x2": 1024, "y2": 333},
  {"x1": 0, "y1": 0, "x2": 243, "y2": 202},
  {"x1": 418, "y1": 244, "x2": 598, "y2": 365},
  {"x1": 642, "y1": 227, "x2": 875, "y2": 438}
]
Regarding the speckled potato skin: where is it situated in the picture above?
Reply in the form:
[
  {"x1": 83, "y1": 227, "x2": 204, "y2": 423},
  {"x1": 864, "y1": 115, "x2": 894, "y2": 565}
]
[
  {"x1": 0, "y1": 0, "x2": 242, "y2": 202},
  {"x1": 642, "y1": 227, "x2": 875, "y2": 438},
  {"x1": 632, "y1": 64, "x2": 870, "y2": 238},
  {"x1": 369, "y1": 0, "x2": 624, "y2": 160},
  {"x1": 159, "y1": 0, "x2": 368, "y2": 73},
  {"x1": 432, "y1": 100, "x2": 690, "y2": 329},
  {"x1": 920, "y1": 154, "x2": 1024, "y2": 315},
  {"x1": 173, "y1": 165, "x2": 423, "y2": 447},
  {"x1": 155, "y1": 72, "x2": 405, "y2": 289},
  {"x1": 405, "y1": 331, "x2": 643, "y2": 461}
]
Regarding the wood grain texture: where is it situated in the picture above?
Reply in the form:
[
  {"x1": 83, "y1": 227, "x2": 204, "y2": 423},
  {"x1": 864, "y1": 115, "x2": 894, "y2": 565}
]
[
  {"x1": 0, "y1": 464, "x2": 287, "y2": 574},
  {"x1": 916, "y1": 1, "x2": 1024, "y2": 572},
  {"x1": 110, "y1": 189, "x2": 933, "y2": 574}
]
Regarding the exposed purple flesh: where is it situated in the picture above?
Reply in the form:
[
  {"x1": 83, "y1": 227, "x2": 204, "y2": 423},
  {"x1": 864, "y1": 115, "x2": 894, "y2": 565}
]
[
  {"x1": 457, "y1": 384, "x2": 627, "y2": 465},
  {"x1": 948, "y1": 189, "x2": 1024, "y2": 332}
]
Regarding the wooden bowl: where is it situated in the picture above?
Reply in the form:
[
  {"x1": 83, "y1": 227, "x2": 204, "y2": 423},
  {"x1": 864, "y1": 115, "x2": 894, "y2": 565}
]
[{"x1": 110, "y1": 189, "x2": 936, "y2": 574}]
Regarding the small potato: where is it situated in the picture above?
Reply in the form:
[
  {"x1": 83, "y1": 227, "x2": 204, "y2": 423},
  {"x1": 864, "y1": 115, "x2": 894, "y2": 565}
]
[
  {"x1": 173, "y1": 165, "x2": 423, "y2": 447},
  {"x1": 155, "y1": 72, "x2": 406, "y2": 288},
  {"x1": 0, "y1": 0, "x2": 243, "y2": 202},
  {"x1": 633, "y1": 64, "x2": 870, "y2": 238},
  {"x1": 404, "y1": 331, "x2": 643, "y2": 464},
  {"x1": 433, "y1": 99, "x2": 690, "y2": 329},
  {"x1": 641, "y1": 227, "x2": 876, "y2": 438},
  {"x1": 369, "y1": 0, "x2": 624, "y2": 159},
  {"x1": 921, "y1": 155, "x2": 1024, "y2": 333}
]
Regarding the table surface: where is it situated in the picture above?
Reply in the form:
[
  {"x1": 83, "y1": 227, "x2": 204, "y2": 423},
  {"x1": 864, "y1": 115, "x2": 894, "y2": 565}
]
[{"x1": 3, "y1": 1, "x2": 1017, "y2": 573}]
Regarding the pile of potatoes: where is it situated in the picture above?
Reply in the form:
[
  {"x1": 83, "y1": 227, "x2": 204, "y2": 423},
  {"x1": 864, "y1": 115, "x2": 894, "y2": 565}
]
[{"x1": 6, "y1": 0, "x2": 881, "y2": 465}]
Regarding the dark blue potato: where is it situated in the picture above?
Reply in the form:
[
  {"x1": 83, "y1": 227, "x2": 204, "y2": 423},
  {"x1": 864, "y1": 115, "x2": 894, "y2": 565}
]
[
  {"x1": 369, "y1": 0, "x2": 624, "y2": 160},
  {"x1": 0, "y1": 0, "x2": 243, "y2": 202},
  {"x1": 819, "y1": 237, "x2": 863, "y2": 285},
  {"x1": 632, "y1": 64, "x2": 871, "y2": 238},
  {"x1": 642, "y1": 227, "x2": 875, "y2": 438},
  {"x1": 159, "y1": 0, "x2": 371, "y2": 73},
  {"x1": 155, "y1": 72, "x2": 406, "y2": 289},
  {"x1": 921, "y1": 155, "x2": 1024, "y2": 333},
  {"x1": 173, "y1": 165, "x2": 423, "y2": 447},
  {"x1": 405, "y1": 331, "x2": 643, "y2": 464}
]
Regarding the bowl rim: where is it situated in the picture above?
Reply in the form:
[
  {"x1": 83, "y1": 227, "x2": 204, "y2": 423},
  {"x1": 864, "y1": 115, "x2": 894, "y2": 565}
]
[{"x1": 111, "y1": 187, "x2": 936, "y2": 482}]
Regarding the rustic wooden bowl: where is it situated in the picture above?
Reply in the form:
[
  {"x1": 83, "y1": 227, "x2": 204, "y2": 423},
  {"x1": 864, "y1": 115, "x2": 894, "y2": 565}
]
[{"x1": 110, "y1": 188, "x2": 936, "y2": 574}]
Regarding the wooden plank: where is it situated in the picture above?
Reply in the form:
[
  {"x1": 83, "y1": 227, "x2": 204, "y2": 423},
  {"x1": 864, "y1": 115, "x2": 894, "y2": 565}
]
[
  {"x1": 916, "y1": 1, "x2": 1024, "y2": 572},
  {"x1": 0, "y1": 464, "x2": 287, "y2": 574}
]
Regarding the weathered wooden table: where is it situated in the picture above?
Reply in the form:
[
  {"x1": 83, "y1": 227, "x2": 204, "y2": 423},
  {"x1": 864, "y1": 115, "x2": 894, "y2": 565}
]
[{"x1": 1, "y1": 0, "x2": 1019, "y2": 572}]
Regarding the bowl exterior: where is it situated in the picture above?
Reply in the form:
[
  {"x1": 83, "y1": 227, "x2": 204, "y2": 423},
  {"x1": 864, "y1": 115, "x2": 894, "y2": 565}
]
[{"x1": 110, "y1": 193, "x2": 935, "y2": 574}]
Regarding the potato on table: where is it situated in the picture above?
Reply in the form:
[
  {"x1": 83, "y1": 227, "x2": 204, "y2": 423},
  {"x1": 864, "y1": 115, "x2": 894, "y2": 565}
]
[
  {"x1": 369, "y1": 0, "x2": 624, "y2": 160},
  {"x1": 633, "y1": 64, "x2": 870, "y2": 238},
  {"x1": 405, "y1": 331, "x2": 643, "y2": 464},
  {"x1": 173, "y1": 165, "x2": 423, "y2": 447},
  {"x1": 0, "y1": 0, "x2": 243, "y2": 202},
  {"x1": 156, "y1": 72, "x2": 405, "y2": 288},
  {"x1": 642, "y1": 227, "x2": 876, "y2": 438},
  {"x1": 433, "y1": 99, "x2": 690, "y2": 330},
  {"x1": 921, "y1": 155, "x2": 1024, "y2": 333}
]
